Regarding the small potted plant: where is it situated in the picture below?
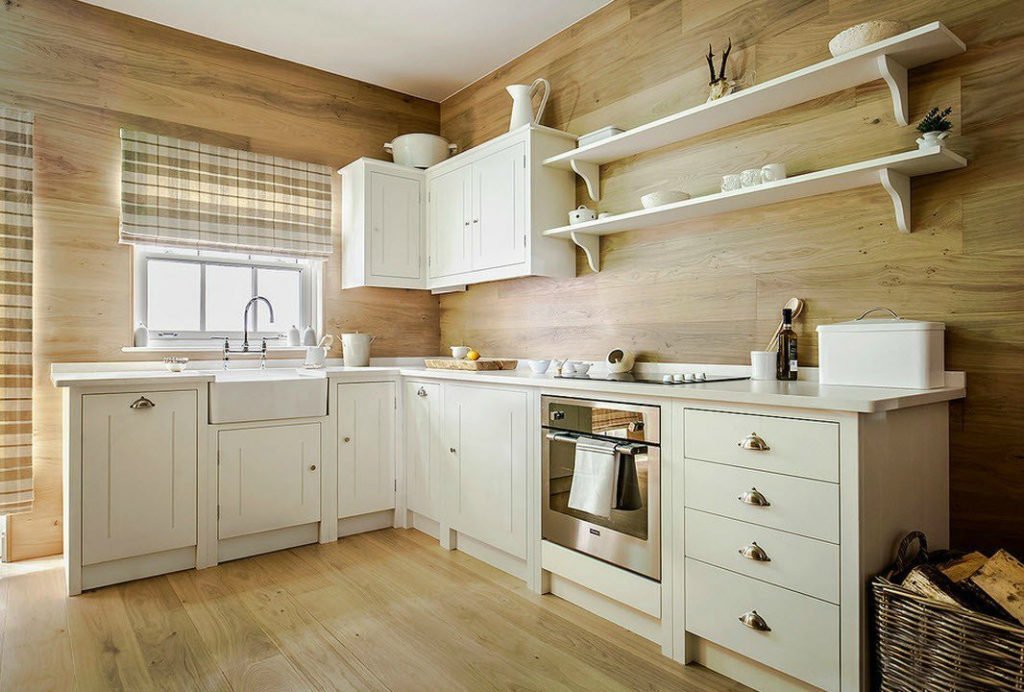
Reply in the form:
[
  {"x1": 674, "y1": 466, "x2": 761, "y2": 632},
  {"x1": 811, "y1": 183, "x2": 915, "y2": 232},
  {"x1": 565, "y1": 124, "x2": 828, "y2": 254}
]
[{"x1": 916, "y1": 106, "x2": 953, "y2": 148}]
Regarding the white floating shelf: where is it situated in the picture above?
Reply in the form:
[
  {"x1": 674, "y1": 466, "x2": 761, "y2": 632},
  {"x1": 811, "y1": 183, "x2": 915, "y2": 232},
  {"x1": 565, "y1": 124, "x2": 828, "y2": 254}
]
[
  {"x1": 544, "y1": 146, "x2": 967, "y2": 272},
  {"x1": 544, "y1": 22, "x2": 965, "y2": 200}
]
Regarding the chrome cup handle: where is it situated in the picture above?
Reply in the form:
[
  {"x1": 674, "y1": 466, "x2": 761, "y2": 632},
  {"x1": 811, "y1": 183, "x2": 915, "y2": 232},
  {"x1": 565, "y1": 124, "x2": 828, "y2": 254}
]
[
  {"x1": 738, "y1": 487, "x2": 771, "y2": 507},
  {"x1": 738, "y1": 432, "x2": 770, "y2": 451},
  {"x1": 738, "y1": 541, "x2": 771, "y2": 562},
  {"x1": 129, "y1": 396, "x2": 155, "y2": 410},
  {"x1": 417, "y1": 387, "x2": 428, "y2": 398},
  {"x1": 738, "y1": 610, "x2": 771, "y2": 632}
]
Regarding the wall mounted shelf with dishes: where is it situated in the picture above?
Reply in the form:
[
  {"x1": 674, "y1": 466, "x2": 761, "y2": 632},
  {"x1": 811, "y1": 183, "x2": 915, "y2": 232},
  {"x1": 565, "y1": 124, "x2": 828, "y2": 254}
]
[
  {"x1": 545, "y1": 146, "x2": 967, "y2": 272},
  {"x1": 543, "y1": 22, "x2": 965, "y2": 201}
]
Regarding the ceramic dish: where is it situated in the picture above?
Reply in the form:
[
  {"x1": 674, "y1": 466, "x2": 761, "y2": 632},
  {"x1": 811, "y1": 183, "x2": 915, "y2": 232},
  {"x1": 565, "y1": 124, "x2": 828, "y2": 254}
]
[{"x1": 641, "y1": 191, "x2": 690, "y2": 209}]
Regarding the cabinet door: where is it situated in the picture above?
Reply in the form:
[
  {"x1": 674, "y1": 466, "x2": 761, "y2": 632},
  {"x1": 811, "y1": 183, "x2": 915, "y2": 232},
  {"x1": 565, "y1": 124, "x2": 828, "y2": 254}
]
[
  {"x1": 81, "y1": 390, "x2": 197, "y2": 565},
  {"x1": 218, "y1": 423, "x2": 321, "y2": 539},
  {"x1": 428, "y1": 165, "x2": 472, "y2": 279},
  {"x1": 404, "y1": 381, "x2": 442, "y2": 521},
  {"x1": 444, "y1": 384, "x2": 528, "y2": 558},
  {"x1": 369, "y1": 170, "x2": 422, "y2": 281},
  {"x1": 338, "y1": 382, "x2": 396, "y2": 518},
  {"x1": 472, "y1": 142, "x2": 526, "y2": 271}
]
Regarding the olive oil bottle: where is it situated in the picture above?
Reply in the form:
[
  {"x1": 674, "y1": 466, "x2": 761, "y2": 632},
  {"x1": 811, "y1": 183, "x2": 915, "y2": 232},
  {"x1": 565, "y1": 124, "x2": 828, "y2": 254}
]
[{"x1": 776, "y1": 308, "x2": 798, "y2": 381}]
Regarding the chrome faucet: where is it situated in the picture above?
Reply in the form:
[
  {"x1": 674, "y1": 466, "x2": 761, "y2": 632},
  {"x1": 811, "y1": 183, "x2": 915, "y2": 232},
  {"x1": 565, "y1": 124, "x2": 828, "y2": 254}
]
[
  {"x1": 222, "y1": 296, "x2": 275, "y2": 369},
  {"x1": 242, "y1": 296, "x2": 274, "y2": 352}
]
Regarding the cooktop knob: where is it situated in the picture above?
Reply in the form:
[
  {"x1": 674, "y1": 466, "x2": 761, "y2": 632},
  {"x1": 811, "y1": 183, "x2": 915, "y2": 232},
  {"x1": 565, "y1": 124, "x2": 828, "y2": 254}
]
[
  {"x1": 662, "y1": 374, "x2": 674, "y2": 384},
  {"x1": 672, "y1": 374, "x2": 684, "y2": 383},
  {"x1": 684, "y1": 374, "x2": 696, "y2": 383},
  {"x1": 695, "y1": 373, "x2": 707, "y2": 381}
]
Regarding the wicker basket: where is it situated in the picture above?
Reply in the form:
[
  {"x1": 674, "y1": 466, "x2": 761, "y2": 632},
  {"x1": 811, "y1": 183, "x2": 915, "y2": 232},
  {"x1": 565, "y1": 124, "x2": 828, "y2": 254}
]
[{"x1": 873, "y1": 533, "x2": 1024, "y2": 690}]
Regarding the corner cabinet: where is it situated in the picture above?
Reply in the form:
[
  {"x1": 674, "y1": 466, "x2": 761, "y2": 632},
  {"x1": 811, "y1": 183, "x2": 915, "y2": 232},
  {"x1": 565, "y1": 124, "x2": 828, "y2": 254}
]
[
  {"x1": 337, "y1": 381, "x2": 396, "y2": 518},
  {"x1": 338, "y1": 125, "x2": 577, "y2": 292},
  {"x1": 339, "y1": 159, "x2": 425, "y2": 289}
]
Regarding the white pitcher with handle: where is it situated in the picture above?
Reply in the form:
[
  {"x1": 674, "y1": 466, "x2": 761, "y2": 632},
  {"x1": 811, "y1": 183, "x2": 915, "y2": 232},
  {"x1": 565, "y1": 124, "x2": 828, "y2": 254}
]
[{"x1": 506, "y1": 78, "x2": 550, "y2": 132}]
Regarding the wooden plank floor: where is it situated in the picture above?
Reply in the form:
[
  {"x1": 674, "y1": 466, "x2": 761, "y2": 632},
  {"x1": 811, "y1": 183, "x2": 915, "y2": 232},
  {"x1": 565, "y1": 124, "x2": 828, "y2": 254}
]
[{"x1": 0, "y1": 529, "x2": 747, "y2": 691}]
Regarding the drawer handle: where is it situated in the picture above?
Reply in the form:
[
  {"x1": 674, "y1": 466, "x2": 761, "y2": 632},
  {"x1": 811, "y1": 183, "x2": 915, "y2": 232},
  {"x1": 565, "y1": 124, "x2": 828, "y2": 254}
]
[
  {"x1": 449, "y1": 447, "x2": 457, "y2": 454},
  {"x1": 738, "y1": 542, "x2": 771, "y2": 562},
  {"x1": 738, "y1": 487, "x2": 771, "y2": 507},
  {"x1": 417, "y1": 387, "x2": 428, "y2": 398},
  {"x1": 309, "y1": 465, "x2": 317, "y2": 471},
  {"x1": 738, "y1": 610, "x2": 771, "y2": 632},
  {"x1": 343, "y1": 437, "x2": 351, "y2": 443},
  {"x1": 738, "y1": 432, "x2": 770, "y2": 451},
  {"x1": 129, "y1": 396, "x2": 155, "y2": 410}
]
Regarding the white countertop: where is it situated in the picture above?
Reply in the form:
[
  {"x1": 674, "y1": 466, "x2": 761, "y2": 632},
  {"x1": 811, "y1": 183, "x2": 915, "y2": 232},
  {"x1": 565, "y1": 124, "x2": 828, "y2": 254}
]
[{"x1": 51, "y1": 359, "x2": 965, "y2": 414}]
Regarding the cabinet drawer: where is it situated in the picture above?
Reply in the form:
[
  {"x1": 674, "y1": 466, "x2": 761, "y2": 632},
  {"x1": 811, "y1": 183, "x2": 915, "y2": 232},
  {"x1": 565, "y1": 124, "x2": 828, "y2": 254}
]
[
  {"x1": 684, "y1": 509, "x2": 839, "y2": 603},
  {"x1": 684, "y1": 409, "x2": 838, "y2": 482},
  {"x1": 686, "y1": 558, "x2": 840, "y2": 691},
  {"x1": 684, "y1": 459, "x2": 839, "y2": 543}
]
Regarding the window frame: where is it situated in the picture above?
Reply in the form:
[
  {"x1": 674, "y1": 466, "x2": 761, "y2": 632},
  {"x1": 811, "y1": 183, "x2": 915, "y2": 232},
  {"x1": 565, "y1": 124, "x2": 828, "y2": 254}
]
[{"x1": 133, "y1": 245, "x2": 322, "y2": 348}]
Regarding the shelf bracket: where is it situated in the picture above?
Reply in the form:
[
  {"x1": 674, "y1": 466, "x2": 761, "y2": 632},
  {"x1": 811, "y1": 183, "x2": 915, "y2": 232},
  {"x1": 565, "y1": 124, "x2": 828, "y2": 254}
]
[
  {"x1": 570, "y1": 159, "x2": 601, "y2": 201},
  {"x1": 569, "y1": 231, "x2": 601, "y2": 272},
  {"x1": 879, "y1": 168, "x2": 911, "y2": 233},
  {"x1": 877, "y1": 54, "x2": 909, "y2": 126}
]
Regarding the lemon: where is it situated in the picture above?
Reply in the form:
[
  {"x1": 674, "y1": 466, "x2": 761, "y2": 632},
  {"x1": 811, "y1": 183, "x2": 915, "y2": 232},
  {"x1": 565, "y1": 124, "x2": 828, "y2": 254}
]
[{"x1": 466, "y1": 350, "x2": 480, "y2": 361}]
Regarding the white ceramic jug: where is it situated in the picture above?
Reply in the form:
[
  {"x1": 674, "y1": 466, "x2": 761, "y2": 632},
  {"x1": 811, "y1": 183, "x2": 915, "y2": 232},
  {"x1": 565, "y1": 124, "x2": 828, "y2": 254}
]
[
  {"x1": 341, "y1": 332, "x2": 375, "y2": 368},
  {"x1": 506, "y1": 78, "x2": 550, "y2": 132}
]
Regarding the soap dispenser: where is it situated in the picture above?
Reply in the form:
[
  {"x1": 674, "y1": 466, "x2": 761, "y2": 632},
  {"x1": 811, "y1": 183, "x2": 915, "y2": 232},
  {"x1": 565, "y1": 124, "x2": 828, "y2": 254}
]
[
  {"x1": 287, "y1": 324, "x2": 301, "y2": 347},
  {"x1": 134, "y1": 322, "x2": 149, "y2": 347},
  {"x1": 301, "y1": 325, "x2": 316, "y2": 346}
]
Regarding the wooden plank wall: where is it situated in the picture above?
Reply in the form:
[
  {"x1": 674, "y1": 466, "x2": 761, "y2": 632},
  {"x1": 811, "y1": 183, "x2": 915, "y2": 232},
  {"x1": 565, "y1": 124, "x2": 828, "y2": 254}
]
[
  {"x1": 440, "y1": 0, "x2": 1024, "y2": 554},
  {"x1": 0, "y1": 0, "x2": 440, "y2": 560}
]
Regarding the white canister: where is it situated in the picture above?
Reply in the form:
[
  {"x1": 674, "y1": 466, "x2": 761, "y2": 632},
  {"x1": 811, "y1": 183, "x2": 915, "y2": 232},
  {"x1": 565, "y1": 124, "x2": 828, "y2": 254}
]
[
  {"x1": 568, "y1": 205, "x2": 597, "y2": 225},
  {"x1": 304, "y1": 346, "x2": 327, "y2": 369},
  {"x1": 817, "y1": 308, "x2": 945, "y2": 389},
  {"x1": 301, "y1": 325, "x2": 316, "y2": 346},
  {"x1": 750, "y1": 351, "x2": 777, "y2": 380},
  {"x1": 287, "y1": 325, "x2": 301, "y2": 347},
  {"x1": 341, "y1": 332, "x2": 374, "y2": 367}
]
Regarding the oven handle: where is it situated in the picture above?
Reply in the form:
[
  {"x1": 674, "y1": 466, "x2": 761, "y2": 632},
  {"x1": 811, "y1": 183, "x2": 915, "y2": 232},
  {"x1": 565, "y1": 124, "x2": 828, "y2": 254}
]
[{"x1": 545, "y1": 430, "x2": 648, "y2": 456}]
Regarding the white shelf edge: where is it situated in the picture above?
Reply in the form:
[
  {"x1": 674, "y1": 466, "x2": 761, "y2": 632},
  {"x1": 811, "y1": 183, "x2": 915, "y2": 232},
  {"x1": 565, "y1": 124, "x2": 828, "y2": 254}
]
[
  {"x1": 546, "y1": 146, "x2": 966, "y2": 254},
  {"x1": 544, "y1": 21, "x2": 965, "y2": 200}
]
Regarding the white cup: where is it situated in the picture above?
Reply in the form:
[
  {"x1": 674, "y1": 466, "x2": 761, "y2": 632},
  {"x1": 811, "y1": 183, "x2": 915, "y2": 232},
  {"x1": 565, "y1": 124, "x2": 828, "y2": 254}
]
[
  {"x1": 305, "y1": 346, "x2": 327, "y2": 369},
  {"x1": 721, "y1": 174, "x2": 741, "y2": 192},
  {"x1": 741, "y1": 169, "x2": 763, "y2": 187},
  {"x1": 750, "y1": 350, "x2": 777, "y2": 380},
  {"x1": 450, "y1": 346, "x2": 470, "y2": 360},
  {"x1": 761, "y1": 163, "x2": 787, "y2": 182}
]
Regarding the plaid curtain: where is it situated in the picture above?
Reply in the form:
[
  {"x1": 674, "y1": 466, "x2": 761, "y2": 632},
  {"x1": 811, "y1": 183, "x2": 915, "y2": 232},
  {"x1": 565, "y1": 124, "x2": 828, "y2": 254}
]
[
  {"x1": 0, "y1": 105, "x2": 33, "y2": 516},
  {"x1": 120, "y1": 130, "x2": 333, "y2": 258}
]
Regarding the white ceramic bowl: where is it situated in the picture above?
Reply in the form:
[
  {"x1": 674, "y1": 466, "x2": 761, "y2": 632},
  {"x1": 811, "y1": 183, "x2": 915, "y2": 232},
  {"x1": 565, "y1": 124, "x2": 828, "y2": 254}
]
[
  {"x1": 574, "y1": 362, "x2": 592, "y2": 375},
  {"x1": 527, "y1": 359, "x2": 551, "y2": 374},
  {"x1": 828, "y1": 20, "x2": 909, "y2": 57},
  {"x1": 384, "y1": 133, "x2": 458, "y2": 169},
  {"x1": 641, "y1": 191, "x2": 690, "y2": 209},
  {"x1": 450, "y1": 346, "x2": 471, "y2": 360}
]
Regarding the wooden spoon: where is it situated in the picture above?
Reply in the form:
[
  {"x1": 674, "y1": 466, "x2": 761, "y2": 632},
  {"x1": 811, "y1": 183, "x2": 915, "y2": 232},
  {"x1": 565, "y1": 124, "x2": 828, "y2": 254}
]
[{"x1": 764, "y1": 298, "x2": 805, "y2": 351}]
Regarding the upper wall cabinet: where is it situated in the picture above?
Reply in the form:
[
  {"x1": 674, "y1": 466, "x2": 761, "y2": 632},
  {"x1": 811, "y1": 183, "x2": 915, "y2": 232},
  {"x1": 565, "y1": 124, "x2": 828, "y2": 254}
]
[
  {"x1": 339, "y1": 125, "x2": 577, "y2": 292},
  {"x1": 427, "y1": 126, "x2": 576, "y2": 290},
  {"x1": 340, "y1": 159, "x2": 425, "y2": 290}
]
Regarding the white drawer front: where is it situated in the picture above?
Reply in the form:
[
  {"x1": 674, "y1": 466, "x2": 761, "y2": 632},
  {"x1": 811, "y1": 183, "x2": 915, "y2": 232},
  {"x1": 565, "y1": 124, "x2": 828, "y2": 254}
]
[
  {"x1": 684, "y1": 459, "x2": 839, "y2": 543},
  {"x1": 684, "y1": 509, "x2": 840, "y2": 603},
  {"x1": 686, "y1": 558, "x2": 840, "y2": 692},
  {"x1": 684, "y1": 409, "x2": 838, "y2": 482}
]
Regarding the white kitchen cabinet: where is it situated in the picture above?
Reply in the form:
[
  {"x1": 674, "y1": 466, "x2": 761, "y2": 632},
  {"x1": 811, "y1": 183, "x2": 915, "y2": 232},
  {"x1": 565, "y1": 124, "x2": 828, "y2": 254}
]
[
  {"x1": 404, "y1": 380, "x2": 443, "y2": 521},
  {"x1": 427, "y1": 164, "x2": 472, "y2": 279},
  {"x1": 426, "y1": 125, "x2": 576, "y2": 289},
  {"x1": 339, "y1": 158, "x2": 425, "y2": 289},
  {"x1": 337, "y1": 381, "x2": 396, "y2": 518},
  {"x1": 81, "y1": 390, "x2": 198, "y2": 566},
  {"x1": 217, "y1": 423, "x2": 321, "y2": 539},
  {"x1": 443, "y1": 383, "x2": 529, "y2": 559}
]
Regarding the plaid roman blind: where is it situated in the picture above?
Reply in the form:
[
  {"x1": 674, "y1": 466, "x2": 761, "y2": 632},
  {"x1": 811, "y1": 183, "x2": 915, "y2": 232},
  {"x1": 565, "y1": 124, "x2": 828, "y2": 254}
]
[
  {"x1": 0, "y1": 105, "x2": 33, "y2": 516},
  {"x1": 120, "y1": 130, "x2": 333, "y2": 258}
]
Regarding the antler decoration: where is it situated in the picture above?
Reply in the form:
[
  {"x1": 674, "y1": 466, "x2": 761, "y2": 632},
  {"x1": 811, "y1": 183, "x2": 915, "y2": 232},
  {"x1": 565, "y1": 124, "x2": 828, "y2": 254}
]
[
  {"x1": 718, "y1": 37, "x2": 732, "y2": 82},
  {"x1": 706, "y1": 43, "x2": 717, "y2": 85}
]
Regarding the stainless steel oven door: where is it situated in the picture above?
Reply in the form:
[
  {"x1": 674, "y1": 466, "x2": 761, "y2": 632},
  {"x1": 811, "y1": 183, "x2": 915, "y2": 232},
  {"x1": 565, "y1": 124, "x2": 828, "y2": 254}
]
[{"x1": 542, "y1": 416, "x2": 661, "y2": 581}]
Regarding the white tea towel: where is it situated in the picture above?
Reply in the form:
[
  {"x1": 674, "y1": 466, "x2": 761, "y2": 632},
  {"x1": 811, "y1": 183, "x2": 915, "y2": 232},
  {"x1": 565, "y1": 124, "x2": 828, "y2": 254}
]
[{"x1": 567, "y1": 437, "x2": 619, "y2": 518}]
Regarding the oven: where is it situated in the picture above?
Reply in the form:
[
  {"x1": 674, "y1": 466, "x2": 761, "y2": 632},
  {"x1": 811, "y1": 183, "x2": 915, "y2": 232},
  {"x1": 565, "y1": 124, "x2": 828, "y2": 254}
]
[{"x1": 541, "y1": 395, "x2": 661, "y2": 581}]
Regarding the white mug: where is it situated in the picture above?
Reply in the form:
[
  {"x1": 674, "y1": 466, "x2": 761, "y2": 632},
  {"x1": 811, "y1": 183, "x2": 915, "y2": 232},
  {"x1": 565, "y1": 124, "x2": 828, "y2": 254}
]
[
  {"x1": 761, "y1": 163, "x2": 787, "y2": 182},
  {"x1": 740, "y1": 169, "x2": 763, "y2": 188},
  {"x1": 721, "y1": 174, "x2": 742, "y2": 192},
  {"x1": 750, "y1": 350, "x2": 776, "y2": 380},
  {"x1": 305, "y1": 346, "x2": 327, "y2": 369}
]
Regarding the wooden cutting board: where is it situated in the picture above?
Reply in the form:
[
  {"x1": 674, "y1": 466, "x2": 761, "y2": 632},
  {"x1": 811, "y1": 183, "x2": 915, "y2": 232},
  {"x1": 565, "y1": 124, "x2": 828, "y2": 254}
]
[{"x1": 424, "y1": 358, "x2": 518, "y2": 371}]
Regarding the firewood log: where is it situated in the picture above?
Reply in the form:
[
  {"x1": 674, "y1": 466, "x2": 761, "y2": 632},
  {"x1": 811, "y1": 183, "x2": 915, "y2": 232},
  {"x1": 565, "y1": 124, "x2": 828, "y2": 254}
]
[
  {"x1": 941, "y1": 551, "x2": 988, "y2": 583},
  {"x1": 969, "y1": 550, "x2": 1024, "y2": 626}
]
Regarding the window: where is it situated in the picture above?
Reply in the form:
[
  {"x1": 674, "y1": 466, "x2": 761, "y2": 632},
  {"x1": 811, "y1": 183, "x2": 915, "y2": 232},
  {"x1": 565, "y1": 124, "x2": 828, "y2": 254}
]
[{"x1": 134, "y1": 246, "x2": 321, "y2": 348}]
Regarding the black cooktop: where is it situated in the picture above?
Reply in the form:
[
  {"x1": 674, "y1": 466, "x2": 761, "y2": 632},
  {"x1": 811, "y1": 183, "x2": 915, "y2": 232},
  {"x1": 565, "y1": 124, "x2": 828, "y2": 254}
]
[{"x1": 554, "y1": 373, "x2": 750, "y2": 386}]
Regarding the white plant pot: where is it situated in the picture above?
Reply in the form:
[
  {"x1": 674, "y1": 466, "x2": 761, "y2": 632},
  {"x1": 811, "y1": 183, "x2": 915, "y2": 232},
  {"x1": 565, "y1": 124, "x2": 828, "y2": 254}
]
[{"x1": 916, "y1": 131, "x2": 950, "y2": 149}]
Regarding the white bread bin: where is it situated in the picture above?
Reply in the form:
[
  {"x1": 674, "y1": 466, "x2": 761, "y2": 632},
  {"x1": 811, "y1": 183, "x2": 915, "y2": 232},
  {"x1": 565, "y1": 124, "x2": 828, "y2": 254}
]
[{"x1": 817, "y1": 307, "x2": 945, "y2": 389}]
